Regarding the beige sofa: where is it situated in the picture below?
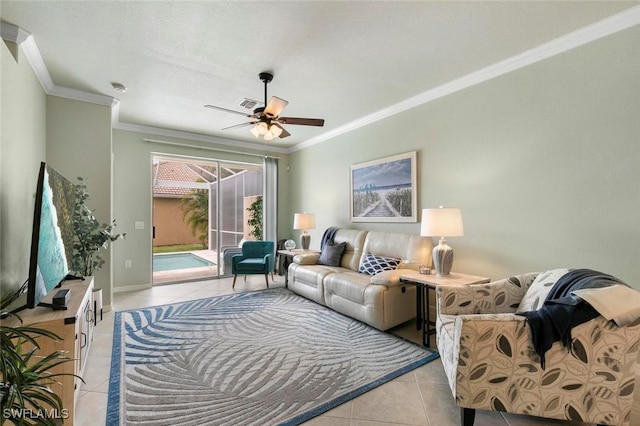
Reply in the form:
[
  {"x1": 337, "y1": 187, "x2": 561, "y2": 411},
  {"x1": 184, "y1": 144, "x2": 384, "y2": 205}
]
[{"x1": 287, "y1": 229, "x2": 433, "y2": 330}]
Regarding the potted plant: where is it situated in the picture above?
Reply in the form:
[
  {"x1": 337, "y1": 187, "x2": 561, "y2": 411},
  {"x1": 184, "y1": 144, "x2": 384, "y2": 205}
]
[
  {"x1": 1, "y1": 294, "x2": 80, "y2": 425},
  {"x1": 246, "y1": 196, "x2": 263, "y2": 240},
  {"x1": 71, "y1": 177, "x2": 125, "y2": 276}
]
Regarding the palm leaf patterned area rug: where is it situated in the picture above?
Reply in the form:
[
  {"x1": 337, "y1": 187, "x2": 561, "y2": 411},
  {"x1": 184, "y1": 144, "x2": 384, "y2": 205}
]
[{"x1": 107, "y1": 287, "x2": 438, "y2": 425}]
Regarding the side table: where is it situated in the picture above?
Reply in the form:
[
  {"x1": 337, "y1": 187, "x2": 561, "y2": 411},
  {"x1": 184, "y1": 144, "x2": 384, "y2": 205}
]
[
  {"x1": 400, "y1": 272, "x2": 490, "y2": 347},
  {"x1": 276, "y1": 249, "x2": 320, "y2": 288}
]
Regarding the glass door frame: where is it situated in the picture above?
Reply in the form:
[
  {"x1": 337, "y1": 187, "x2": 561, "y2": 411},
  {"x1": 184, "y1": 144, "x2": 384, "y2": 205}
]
[{"x1": 151, "y1": 153, "x2": 262, "y2": 285}]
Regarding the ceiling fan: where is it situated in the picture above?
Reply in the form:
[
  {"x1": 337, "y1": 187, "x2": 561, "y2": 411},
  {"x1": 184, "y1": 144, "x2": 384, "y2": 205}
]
[{"x1": 205, "y1": 72, "x2": 324, "y2": 140}]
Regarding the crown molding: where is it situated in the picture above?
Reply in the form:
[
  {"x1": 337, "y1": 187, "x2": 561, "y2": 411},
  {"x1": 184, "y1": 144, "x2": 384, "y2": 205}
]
[
  {"x1": 1, "y1": 21, "x2": 118, "y2": 108},
  {"x1": 293, "y1": 5, "x2": 640, "y2": 152},
  {"x1": 1, "y1": 21, "x2": 54, "y2": 91},
  {"x1": 114, "y1": 121, "x2": 290, "y2": 155},
  {"x1": 5, "y1": 5, "x2": 640, "y2": 155},
  {"x1": 0, "y1": 20, "x2": 30, "y2": 44},
  {"x1": 48, "y1": 85, "x2": 119, "y2": 107}
]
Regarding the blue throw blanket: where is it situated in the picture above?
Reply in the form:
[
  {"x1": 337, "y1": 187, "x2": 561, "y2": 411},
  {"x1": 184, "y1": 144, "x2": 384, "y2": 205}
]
[
  {"x1": 517, "y1": 269, "x2": 626, "y2": 368},
  {"x1": 320, "y1": 227, "x2": 339, "y2": 250}
]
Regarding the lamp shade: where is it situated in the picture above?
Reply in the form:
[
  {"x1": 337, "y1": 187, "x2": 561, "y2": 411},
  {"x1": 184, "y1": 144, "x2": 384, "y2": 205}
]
[
  {"x1": 293, "y1": 213, "x2": 315, "y2": 230},
  {"x1": 420, "y1": 208, "x2": 464, "y2": 237}
]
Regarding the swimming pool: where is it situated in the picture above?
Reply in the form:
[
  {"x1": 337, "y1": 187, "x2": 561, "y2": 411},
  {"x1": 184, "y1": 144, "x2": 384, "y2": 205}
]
[{"x1": 152, "y1": 253, "x2": 215, "y2": 272}]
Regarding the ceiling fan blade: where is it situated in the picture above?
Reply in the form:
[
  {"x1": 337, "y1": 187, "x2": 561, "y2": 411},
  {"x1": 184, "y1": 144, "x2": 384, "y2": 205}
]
[
  {"x1": 221, "y1": 121, "x2": 255, "y2": 131},
  {"x1": 264, "y1": 96, "x2": 289, "y2": 118},
  {"x1": 271, "y1": 123, "x2": 291, "y2": 138},
  {"x1": 205, "y1": 104, "x2": 254, "y2": 118},
  {"x1": 278, "y1": 117, "x2": 325, "y2": 127}
]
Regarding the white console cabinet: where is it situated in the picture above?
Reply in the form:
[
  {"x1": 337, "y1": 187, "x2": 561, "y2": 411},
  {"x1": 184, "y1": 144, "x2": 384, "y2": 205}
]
[{"x1": 5, "y1": 277, "x2": 94, "y2": 424}]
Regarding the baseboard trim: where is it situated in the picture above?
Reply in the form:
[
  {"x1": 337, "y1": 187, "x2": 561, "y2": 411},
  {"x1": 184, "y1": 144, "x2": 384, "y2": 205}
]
[{"x1": 113, "y1": 283, "x2": 152, "y2": 293}]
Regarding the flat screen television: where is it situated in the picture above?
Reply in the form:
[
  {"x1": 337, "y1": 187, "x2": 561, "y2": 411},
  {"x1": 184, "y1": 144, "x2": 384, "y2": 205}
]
[{"x1": 22, "y1": 162, "x2": 76, "y2": 310}]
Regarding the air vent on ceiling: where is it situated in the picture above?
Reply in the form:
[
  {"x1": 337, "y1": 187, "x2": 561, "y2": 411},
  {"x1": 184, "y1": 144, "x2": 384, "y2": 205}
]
[{"x1": 237, "y1": 98, "x2": 263, "y2": 110}]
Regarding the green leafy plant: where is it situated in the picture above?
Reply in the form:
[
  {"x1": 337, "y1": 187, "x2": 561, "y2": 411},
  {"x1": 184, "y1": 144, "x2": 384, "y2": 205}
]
[
  {"x1": 246, "y1": 196, "x2": 263, "y2": 240},
  {"x1": 180, "y1": 189, "x2": 209, "y2": 245},
  {"x1": 1, "y1": 297, "x2": 82, "y2": 425},
  {"x1": 72, "y1": 177, "x2": 125, "y2": 276}
]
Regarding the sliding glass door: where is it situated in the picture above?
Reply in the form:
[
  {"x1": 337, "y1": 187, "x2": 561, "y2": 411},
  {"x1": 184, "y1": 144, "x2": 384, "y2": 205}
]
[{"x1": 151, "y1": 155, "x2": 262, "y2": 285}]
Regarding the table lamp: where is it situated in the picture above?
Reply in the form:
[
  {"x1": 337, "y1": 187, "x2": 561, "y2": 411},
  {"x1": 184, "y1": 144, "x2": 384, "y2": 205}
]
[
  {"x1": 420, "y1": 207, "x2": 464, "y2": 277},
  {"x1": 293, "y1": 213, "x2": 315, "y2": 250}
]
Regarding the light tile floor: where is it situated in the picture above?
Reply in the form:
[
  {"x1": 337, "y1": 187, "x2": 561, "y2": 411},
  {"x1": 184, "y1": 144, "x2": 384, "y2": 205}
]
[{"x1": 76, "y1": 275, "x2": 640, "y2": 426}]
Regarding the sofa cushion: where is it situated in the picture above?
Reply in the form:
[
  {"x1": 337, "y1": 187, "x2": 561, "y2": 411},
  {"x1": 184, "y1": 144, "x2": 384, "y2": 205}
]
[
  {"x1": 332, "y1": 229, "x2": 368, "y2": 271},
  {"x1": 317, "y1": 241, "x2": 347, "y2": 266},
  {"x1": 290, "y1": 264, "x2": 344, "y2": 288},
  {"x1": 516, "y1": 268, "x2": 569, "y2": 312},
  {"x1": 358, "y1": 253, "x2": 401, "y2": 275},
  {"x1": 324, "y1": 271, "x2": 371, "y2": 304}
]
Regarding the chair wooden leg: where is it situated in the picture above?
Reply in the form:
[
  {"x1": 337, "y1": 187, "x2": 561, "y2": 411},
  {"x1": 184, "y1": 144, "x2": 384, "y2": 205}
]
[
  {"x1": 232, "y1": 275, "x2": 237, "y2": 289},
  {"x1": 461, "y1": 408, "x2": 475, "y2": 426},
  {"x1": 265, "y1": 274, "x2": 269, "y2": 288}
]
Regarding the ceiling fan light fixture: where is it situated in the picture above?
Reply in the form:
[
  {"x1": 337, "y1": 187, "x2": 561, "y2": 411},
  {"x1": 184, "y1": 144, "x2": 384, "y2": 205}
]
[
  {"x1": 250, "y1": 125, "x2": 260, "y2": 138},
  {"x1": 269, "y1": 124, "x2": 283, "y2": 138},
  {"x1": 263, "y1": 131, "x2": 275, "y2": 141},
  {"x1": 256, "y1": 121, "x2": 268, "y2": 135}
]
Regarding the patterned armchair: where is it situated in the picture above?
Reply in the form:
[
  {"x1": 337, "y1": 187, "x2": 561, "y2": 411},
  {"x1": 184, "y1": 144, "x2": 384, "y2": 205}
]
[{"x1": 436, "y1": 271, "x2": 640, "y2": 426}]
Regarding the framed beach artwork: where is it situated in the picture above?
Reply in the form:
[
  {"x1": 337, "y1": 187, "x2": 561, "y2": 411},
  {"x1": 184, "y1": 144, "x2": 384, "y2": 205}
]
[{"x1": 350, "y1": 151, "x2": 417, "y2": 222}]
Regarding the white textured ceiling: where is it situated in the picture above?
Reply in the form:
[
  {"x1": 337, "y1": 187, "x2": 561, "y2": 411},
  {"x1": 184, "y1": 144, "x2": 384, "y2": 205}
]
[{"x1": 1, "y1": 1, "x2": 636, "y2": 150}]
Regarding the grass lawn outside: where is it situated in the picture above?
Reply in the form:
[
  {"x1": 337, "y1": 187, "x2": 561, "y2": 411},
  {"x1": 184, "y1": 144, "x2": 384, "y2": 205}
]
[{"x1": 153, "y1": 244, "x2": 206, "y2": 254}]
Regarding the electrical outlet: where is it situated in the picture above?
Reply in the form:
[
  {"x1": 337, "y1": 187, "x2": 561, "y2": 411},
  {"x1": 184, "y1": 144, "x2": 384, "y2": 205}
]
[{"x1": 125, "y1": 260, "x2": 132, "y2": 268}]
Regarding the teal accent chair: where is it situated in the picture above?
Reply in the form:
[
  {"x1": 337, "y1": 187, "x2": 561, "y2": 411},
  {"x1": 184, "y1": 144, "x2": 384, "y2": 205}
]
[{"x1": 231, "y1": 241, "x2": 275, "y2": 289}]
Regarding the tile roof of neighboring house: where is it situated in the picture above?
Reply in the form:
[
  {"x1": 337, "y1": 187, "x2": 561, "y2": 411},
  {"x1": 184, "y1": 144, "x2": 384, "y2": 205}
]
[{"x1": 153, "y1": 161, "x2": 204, "y2": 197}]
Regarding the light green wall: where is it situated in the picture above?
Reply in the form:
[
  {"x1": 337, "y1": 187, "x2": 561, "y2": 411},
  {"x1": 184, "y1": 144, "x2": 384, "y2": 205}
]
[
  {"x1": 0, "y1": 40, "x2": 46, "y2": 297},
  {"x1": 3, "y1": 19, "x2": 638, "y2": 303},
  {"x1": 288, "y1": 26, "x2": 640, "y2": 287},
  {"x1": 45, "y1": 96, "x2": 113, "y2": 303},
  {"x1": 111, "y1": 129, "x2": 290, "y2": 290}
]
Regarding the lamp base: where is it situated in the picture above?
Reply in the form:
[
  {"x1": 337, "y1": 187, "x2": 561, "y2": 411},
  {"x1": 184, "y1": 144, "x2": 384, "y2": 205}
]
[
  {"x1": 300, "y1": 232, "x2": 310, "y2": 250},
  {"x1": 432, "y1": 238, "x2": 454, "y2": 277}
]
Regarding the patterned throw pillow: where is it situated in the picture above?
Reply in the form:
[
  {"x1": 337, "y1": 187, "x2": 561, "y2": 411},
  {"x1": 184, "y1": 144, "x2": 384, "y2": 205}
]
[
  {"x1": 358, "y1": 253, "x2": 402, "y2": 275},
  {"x1": 317, "y1": 241, "x2": 347, "y2": 266},
  {"x1": 516, "y1": 268, "x2": 569, "y2": 312}
]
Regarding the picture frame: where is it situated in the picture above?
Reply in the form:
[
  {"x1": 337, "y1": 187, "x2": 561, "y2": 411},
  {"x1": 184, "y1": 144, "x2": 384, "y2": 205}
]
[{"x1": 350, "y1": 151, "x2": 417, "y2": 222}]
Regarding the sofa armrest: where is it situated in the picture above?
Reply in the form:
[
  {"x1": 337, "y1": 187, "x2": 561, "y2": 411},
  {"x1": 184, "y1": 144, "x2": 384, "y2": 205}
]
[
  {"x1": 231, "y1": 253, "x2": 245, "y2": 267},
  {"x1": 437, "y1": 273, "x2": 536, "y2": 316},
  {"x1": 369, "y1": 269, "x2": 404, "y2": 286},
  {"x1": 293, "y1": 252, "x2": 320, "y2": 265}
]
